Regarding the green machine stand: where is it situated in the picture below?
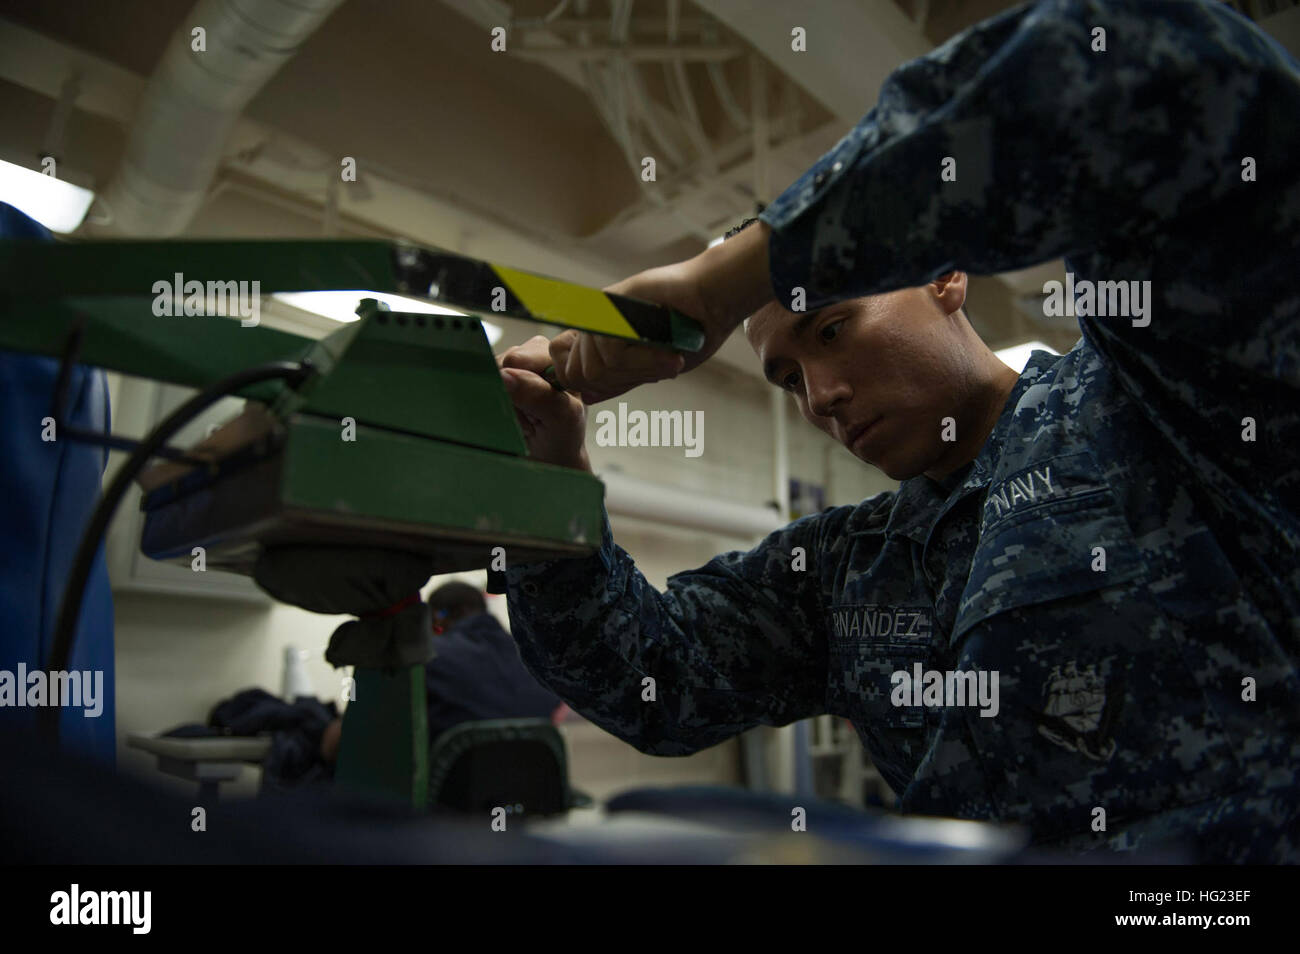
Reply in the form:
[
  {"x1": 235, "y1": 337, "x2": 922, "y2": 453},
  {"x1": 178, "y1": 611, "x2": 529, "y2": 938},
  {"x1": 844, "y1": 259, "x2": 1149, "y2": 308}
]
[
  {"x1": 0, "y1": 237, "x2": 703, "y2": 809},
  {"x1": 336, "y1": 668, "x2": 429, "y2": 809}
]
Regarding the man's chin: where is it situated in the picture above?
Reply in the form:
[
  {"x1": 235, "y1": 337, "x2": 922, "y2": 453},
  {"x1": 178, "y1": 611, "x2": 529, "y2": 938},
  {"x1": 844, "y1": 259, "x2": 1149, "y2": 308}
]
[
  {"x1": 849, "y1": 445, "x2": 891, "y2": 478},
  {"x1": 850, "y1": 445, "x2": 924, "y2": 482}
]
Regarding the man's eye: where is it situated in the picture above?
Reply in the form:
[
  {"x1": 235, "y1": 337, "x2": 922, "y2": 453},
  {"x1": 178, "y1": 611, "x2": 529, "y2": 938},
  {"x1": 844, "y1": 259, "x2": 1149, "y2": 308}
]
[
  {"x1": 820, "y1": 319, "x2": 846, "y2": 342},
  {"x1": 780, "y1": 371, "x2": 802, "y2": 391}
]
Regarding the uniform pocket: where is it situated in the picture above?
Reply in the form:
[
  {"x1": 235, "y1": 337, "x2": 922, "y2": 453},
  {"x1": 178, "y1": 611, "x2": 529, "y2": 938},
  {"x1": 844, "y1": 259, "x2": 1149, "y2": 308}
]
[
  {"x1": 955, "y1": 451, "x2": 1147, "y2": 638},
  {"x1": 953, "y1": 492, "x2": 1145, "y2": 642},
  {"x1": 949, "y1": 473, "x2": 1244, "y2": 842},
  {"x1": 828, "y1": 604, "x2": 934, "y2": 729}
]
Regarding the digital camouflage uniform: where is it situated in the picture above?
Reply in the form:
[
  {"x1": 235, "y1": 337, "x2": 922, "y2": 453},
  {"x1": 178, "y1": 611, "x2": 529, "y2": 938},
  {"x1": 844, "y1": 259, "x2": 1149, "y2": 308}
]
[{"x1": 503, "y1": 0, "x2": 1300, "y2": 861}]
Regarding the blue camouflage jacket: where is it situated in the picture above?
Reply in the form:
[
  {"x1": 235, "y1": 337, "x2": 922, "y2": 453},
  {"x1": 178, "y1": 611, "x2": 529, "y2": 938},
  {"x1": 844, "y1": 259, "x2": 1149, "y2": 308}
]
[{"x1": 504, "y1": 0, "x2": 1300, "y2": 861}]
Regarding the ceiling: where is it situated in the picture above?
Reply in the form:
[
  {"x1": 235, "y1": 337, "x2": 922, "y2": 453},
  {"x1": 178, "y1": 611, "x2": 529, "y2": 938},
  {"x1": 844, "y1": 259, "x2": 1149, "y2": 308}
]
[{"x1": 1, "y1": 0, "x2": 1296, "y2": 375}]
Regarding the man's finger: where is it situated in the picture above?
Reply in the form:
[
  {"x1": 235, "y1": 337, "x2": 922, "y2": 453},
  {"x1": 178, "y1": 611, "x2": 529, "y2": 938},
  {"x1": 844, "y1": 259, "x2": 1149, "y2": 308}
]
[
  {"x1": 540, "y1": 365, "x2": 571, "y2": 392},
  {"x1": 546, "y1": 331, "x2": 578, "y2": 387},
  {"x1": 497, "y1": 335, "x2": 554, "y2": 374},
  {"x1": 500, "y1": 367, "x2": 574, "y2": 414},
  {"x1": 561, "y1": 333, "x2": 686, "y2": 395}
]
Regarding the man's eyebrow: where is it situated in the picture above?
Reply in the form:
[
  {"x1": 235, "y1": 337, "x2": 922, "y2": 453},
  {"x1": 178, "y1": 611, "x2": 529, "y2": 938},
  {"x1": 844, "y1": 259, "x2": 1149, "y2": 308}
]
[{"x1": 762, "y1": 312, "x2": 819, "y2": 384}]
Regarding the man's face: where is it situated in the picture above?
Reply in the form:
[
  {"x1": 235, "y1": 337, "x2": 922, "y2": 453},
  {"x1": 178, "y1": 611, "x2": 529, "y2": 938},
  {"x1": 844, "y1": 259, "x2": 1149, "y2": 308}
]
[{"x1": 746, "y1": 279, "x2": 983, "y2": 481}]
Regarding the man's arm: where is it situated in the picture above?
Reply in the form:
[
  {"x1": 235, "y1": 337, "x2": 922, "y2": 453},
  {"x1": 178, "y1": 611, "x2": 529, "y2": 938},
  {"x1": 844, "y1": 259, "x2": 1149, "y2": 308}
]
[
  {"x1": 504, "y1": 503, "x2": 858, "y2": 756},
  {"x1": 761, "y1": 0, "x2": 1297, "y2": 351},
  {"x1": 751, "y1": 0, "x2": 1298, "y2": 505},
  {"x1": 494, "y1": 337, "x2": 870, "y2": 756},
  {"x1": 552, "y1": 0, "x2": 1298, "y2": 402}
]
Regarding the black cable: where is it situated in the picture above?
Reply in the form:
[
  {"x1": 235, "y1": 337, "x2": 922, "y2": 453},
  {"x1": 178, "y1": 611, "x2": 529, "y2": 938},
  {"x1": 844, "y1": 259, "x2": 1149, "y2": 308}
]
[
  {"x1": 37, "y1": 360, "x2": 313, "y2": 746},
  {"x1": 51, "y1": 321, "x2": 210, "y2": 464},
  {"x1": 50, "y1": 319, "x2": 85, "y2": 427}
]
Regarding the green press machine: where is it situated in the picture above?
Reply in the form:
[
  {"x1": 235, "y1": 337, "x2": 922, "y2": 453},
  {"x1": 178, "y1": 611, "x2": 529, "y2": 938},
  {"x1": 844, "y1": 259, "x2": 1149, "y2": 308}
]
[{"x1": 0, "y1": 237, "x2": 702, "y2": 808}]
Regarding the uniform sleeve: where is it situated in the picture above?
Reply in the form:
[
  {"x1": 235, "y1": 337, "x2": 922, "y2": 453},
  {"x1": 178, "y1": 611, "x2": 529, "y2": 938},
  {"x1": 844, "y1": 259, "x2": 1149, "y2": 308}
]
[
  {"x1": 503, "y1": 504, "x2": 858, "y2": 756},
  {"x1": 758, "y1": 0, "x2": 1299, "y2": 368}
]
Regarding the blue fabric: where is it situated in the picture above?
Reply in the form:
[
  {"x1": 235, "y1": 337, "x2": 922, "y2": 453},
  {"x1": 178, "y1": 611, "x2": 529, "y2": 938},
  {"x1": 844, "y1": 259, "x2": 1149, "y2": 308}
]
[
  {"x1": 425, "y1": 612, "x2": 560, "y2": 743},
  {"x1": 0, "y1": 202, "x2": 116, "y2": 763}
]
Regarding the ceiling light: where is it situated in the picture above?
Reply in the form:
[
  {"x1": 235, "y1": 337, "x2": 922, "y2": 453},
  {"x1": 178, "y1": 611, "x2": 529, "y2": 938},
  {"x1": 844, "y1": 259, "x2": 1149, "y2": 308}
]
[
  {"x1": 0, "y1": 158, "x2": 94, "y2": 233},
  {"x1": 272, "y1": 290, "x2": 503, "y2": 345}
]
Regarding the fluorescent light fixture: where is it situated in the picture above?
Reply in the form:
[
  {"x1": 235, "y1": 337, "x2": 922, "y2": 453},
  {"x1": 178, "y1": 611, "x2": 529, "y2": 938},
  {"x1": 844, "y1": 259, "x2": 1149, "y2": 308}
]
[
  {"x1": 0, "y1": 158, "x2": 94, "y2": 233},
  {"x1": 707, "y1": 235, "x2": 725, "y2": 248},
  {"x1": 271, "y1": 290, "x2": 503, "y2": 345},
  {"x1": 994, "y1": 340, "x2": 1059, "y2": 373}
]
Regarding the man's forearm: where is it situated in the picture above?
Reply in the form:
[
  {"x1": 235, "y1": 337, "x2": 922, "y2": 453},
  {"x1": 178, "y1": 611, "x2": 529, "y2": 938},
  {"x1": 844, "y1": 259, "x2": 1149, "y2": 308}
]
[
  {"x1": 503, "y1": 505, "x2": 834, "y2": 755},
  {"x1": 695, "y1": 218, "x2": 774, "y2": 333}
]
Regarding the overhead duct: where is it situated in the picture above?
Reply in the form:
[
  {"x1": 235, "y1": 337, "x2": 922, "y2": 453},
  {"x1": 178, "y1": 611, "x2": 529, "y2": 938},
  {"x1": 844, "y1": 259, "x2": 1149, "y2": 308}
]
[{"x1": 100, "y1": 0, "x2": 345, "y2": 236}]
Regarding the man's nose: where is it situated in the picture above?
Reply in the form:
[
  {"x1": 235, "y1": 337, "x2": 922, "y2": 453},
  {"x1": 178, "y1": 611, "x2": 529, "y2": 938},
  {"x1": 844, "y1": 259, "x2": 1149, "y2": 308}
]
[{"x1": 805, "y1": 367, "x2": 850, "y2": 419}]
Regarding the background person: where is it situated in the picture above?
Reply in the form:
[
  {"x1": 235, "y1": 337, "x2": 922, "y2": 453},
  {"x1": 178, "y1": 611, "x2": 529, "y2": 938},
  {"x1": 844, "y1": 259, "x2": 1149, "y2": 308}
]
[{"x1": 320, "y1": 582, "x2": 562, "y2": 762}]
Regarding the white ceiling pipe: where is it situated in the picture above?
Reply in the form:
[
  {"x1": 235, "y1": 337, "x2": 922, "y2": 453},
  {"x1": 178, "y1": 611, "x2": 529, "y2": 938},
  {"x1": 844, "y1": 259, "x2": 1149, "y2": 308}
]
[
  {"x1": 100, "y1": 0, "x2": 345, "y2": 235},
  {"x1": 601, "y1": 470, "x2": 783, "y2": 540}
]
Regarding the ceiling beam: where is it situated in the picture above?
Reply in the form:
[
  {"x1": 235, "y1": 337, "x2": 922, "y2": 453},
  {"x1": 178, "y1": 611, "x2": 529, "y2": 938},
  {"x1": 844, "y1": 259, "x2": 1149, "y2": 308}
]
[
  {"x1": 0, "y1": 17, "x2": 143, "y2": 124},
  {"x1": 689, "y1": 0, "x2": 930, "y2": 124}
]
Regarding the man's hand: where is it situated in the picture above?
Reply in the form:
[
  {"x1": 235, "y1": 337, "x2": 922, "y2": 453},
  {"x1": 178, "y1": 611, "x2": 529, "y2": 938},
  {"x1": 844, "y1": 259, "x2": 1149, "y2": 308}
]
[
  {"x1": 497, "y1": 335, "x2": 592, "y2": 472},
  {"x1": 550, "y1": 220, "x2": 775, "y2": 403},
  {"x1": 320, "y1": 717, "x2": 342, "y2": 764}
]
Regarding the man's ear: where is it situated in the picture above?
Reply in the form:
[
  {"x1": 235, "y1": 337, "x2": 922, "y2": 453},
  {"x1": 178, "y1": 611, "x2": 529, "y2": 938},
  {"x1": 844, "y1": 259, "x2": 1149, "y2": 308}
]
[{"x1": 930, "y1": 271, "x2": 968, "y2": 316}]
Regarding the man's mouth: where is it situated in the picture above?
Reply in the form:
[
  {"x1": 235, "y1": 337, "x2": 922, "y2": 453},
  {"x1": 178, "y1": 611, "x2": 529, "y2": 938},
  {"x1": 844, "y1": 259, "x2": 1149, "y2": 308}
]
[{"x1": 845, "y1": 416, "x2": 883, "y2": 450}]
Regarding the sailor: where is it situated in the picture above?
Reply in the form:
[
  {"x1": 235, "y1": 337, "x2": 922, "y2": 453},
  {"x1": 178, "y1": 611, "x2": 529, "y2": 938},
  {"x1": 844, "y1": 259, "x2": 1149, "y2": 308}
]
[{"x1": 494, "y1": 0, "x2": 1300, "y2": 861}]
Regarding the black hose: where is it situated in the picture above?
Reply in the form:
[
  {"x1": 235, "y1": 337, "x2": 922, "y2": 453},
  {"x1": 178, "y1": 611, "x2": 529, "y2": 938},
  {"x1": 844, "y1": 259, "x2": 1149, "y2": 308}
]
[{"x1": 37, "y1": 360, "x2": 313, "y2": 746}]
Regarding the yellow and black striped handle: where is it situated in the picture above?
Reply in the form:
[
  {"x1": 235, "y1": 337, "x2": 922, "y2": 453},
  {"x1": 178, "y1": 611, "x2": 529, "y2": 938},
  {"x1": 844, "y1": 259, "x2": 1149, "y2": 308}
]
[{"x1": 391, "y1": 246, "x2": 705, "y2": 353}]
